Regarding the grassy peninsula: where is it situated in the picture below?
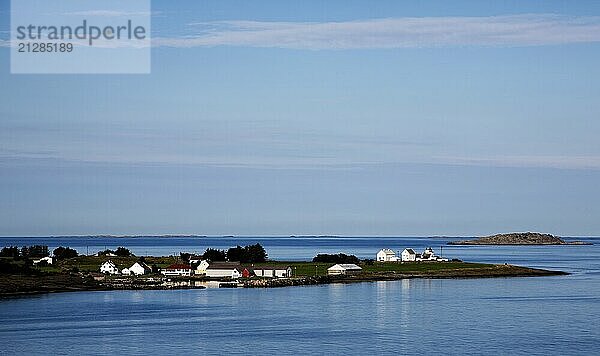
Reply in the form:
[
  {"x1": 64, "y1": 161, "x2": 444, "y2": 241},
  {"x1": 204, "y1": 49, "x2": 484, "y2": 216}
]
[{"x1": 1, "y1": 255, "x2": 566, "y2": 297}]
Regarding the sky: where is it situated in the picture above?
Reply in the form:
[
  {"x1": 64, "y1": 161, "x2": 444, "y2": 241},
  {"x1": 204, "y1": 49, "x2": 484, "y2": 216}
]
[{"x1": 1, "y1": 0, "x2": 600, "y2": 236}]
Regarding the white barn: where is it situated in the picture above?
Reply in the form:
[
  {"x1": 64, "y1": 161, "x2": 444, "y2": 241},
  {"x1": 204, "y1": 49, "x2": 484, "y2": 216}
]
[
  {"x1": 100, "y1": 260, "x2": 120, "y2": 275},
  {"x1": 205, "y1": 262, "x2": 242, "y2": 279},
  {"x1": 327, "y1": 264, "x2": 363, "y2": 276}
]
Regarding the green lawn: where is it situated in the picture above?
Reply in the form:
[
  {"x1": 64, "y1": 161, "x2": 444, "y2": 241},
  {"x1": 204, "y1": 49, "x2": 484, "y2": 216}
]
[{"x1": 361, "y1": 261, "x2": 490, "y2": 273}]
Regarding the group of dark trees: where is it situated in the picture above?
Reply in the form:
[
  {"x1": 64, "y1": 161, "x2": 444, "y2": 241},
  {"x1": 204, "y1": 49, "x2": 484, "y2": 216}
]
[
  {"x1": 226, "y1": 244, "x2": 268, "y2": 263},
  {"x1": 312, "y1": 253, "x2": 360, "y2": 264},
  {"x1": 98, "y1": 247, "x2": 133, "y2": 257},
  {"x1": 0, "y1": 245, "x2": 49, "y2": 259},
  {"x1": 53, "y1": 247, "x2": 78, "y2": 260},
  {"x1": 1, "y1": 245, "x2": 80, "y2": 262},
  {"x1": 199, "y1": 243, "x2": 268, "y2": 263},
  {"x1": 202, "y1": 248, "x2": 227, "y2": 261}
]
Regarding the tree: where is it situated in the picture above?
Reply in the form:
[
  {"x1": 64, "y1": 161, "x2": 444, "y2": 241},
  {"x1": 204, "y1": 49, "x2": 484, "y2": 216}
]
[
  {"x1": 226, "y1": 246, "x2": 244, "y2": 262},
  {"x1": 20, "y1": 245, "x2": 49, "y2": 258},
  {"x1": 53, "y1": 246, "x2": 78, "y2": 260},
  {"x1": 245, "y1": 243, "x2": 267, "y2": 263},
  {"x1": 312, "y1": 253, "x2": 360, "y2": 264},
  {"x1": 98, "y1": 249, "x2": 115, "y2": 256},
  {"x1": 202, "y1": 248, "x2": 226, "y2": 261},
  {"x1": 180, "y1": 252, "x2": 192, "y2": 262},
  {"x1": 226, "y1": 243, "x2": 267, "y2": 263},
  {"x1": 114, "y1": 247, "x2": 133, "y2": 257},
  {"x1": 0, "y1": 246, "x2": 19, "y2": 258}
]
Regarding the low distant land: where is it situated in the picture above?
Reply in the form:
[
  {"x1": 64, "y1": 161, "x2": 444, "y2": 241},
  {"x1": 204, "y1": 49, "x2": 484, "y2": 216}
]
[{"x1": 449, "y1": 232, "x2": 592, "y2": 245}]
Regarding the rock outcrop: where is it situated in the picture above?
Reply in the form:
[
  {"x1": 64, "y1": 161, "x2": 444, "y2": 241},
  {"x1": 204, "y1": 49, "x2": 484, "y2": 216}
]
[{"x1": 448, "y1": 232, "x2": 591, "y2": 245}]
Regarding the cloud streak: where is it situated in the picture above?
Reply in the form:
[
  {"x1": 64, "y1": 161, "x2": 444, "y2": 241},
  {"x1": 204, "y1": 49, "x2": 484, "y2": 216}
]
[{"x1": 154, "y1": 14, "x2": 600, "y2": 49}]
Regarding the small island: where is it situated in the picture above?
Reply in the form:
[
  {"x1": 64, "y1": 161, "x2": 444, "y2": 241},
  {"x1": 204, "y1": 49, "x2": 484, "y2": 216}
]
[
  {"x1": 448, "y1": 232, "x2": 591, "y2": 245},
  {"x1": 0, "y1": 243, "x2": 567, "y2": 297}
]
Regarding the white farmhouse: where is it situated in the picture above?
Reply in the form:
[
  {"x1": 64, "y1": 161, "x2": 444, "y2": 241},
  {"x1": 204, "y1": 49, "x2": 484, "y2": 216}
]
[
  {"x1": 376, "y1": 248, "x2": 399, "y2": 262},
  {"x1": 100, "y1": 260, "x2": 120, "y2": 275},
  {"x1": 125, "y1": 262, "x2": 151, "y2": 275},
  {"x1": 327, "y1": 264, "x2": 363, "y2": 276},
  {"x1": 401, "y1": 248, "x2": 417, "y2": 262}
]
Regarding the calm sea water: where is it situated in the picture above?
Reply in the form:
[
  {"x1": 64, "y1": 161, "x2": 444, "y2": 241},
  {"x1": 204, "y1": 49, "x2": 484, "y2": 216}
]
[{"x1": 1, "y1": 236, "x2": 599, "y2": 355}]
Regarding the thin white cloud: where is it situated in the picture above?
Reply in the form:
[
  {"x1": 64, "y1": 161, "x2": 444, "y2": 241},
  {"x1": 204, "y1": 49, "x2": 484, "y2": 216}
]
[
  {"x1": 154, "y1": 14, "x2": 600, "y2": 49},
  {"x1": 433, "y1": 155, "x2": 600, "y2": 170}
]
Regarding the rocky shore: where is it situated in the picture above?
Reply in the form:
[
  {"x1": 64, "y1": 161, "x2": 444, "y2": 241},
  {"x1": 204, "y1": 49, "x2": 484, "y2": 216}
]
[
  {"x1": 449, "y1": 232, "x2": 591, "y2": 245},
  {"x1": 242, "y1": 264, "x2": 567, "y2": 288}
]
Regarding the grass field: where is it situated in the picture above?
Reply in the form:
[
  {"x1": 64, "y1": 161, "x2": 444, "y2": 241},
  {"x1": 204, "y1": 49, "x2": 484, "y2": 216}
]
[{"x1": 252, "y1": 261, "x2": 492, "y2": 277}]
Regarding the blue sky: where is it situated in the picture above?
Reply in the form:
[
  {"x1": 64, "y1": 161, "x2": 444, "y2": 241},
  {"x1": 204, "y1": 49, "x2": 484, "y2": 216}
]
[{"x1": 1, "y1": 0, "x2": 600, "y2": 236}]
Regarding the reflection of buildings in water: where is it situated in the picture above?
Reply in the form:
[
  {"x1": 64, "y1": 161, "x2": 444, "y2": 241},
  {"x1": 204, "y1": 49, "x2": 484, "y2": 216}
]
[
  {"x1": 375, "y1": 281, "x2": 388, "y2": 327},
  {"x1": 131, "y1": 291, "x2": 143, "y2": 302},
  {"x1": 325, "y1": 283, "x2": 351, "y2": 325},
  {"x1": 400, "y1": 278, "x2": 411, "y2": 330}
]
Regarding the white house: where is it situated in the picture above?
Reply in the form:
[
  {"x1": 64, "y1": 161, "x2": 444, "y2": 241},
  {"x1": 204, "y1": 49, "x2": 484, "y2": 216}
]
[
  {"x1": 100, "y1": 260, "x2": 120, "y2": 275},
  {"x1": 122, "y1": 262, "x2": 151, "y2": 276},
  {"x1": 327, "y1": 264, "x2": 363, "y2": 276},
  {"x1": 161, "y1": 263, "x2": 193, "y2": 277},
  {"x1": 195, "y1": 260, "x2": 211, "y2": 275},
  {"x1": 376, "y1": 248, "x2": 399, "y2": 262},
  {"x1": 401, "y1": 248, "x2": 417, "y2": 262},
  {"x1": 32, "y1": 256, "x2": 53, "y2": 265},
  {"x1": 205, "y1": 262, "x2": 242, "y2": 279},
  {"x1": 130, "y1": 262, "x2": 151, "y2": 275},
  {"x1": 253, "y1": 266, "x2": 292, "y2": 278}
]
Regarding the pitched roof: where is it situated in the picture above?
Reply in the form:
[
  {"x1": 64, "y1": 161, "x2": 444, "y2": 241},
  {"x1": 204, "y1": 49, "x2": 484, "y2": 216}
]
[
  {"x1": 206, "y1": 262, "x2": 241, "y2": 270},
  {"x1": 403, "y1": 248, "x2": 416, "y2": 254},
  {"x1": 131, "y1": 262, "x2": 152, "y2": 271},
  {"x1": 378, "y1": 248, "x2": 395, "y2": 254},
  {"x1": 328, "y1": 263, "x2": 362, "y2": 270}
]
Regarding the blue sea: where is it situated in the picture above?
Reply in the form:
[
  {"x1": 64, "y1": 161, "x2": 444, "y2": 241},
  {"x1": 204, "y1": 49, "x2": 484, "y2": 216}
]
[{"x1": 1, "y1": 236, "x2": 599, "y2": 355}]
